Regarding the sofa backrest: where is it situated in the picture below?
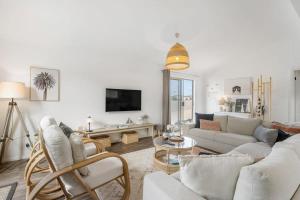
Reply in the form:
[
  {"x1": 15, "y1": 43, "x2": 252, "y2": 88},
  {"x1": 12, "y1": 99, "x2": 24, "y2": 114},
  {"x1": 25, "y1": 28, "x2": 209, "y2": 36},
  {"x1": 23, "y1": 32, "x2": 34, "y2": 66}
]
[
  {"x1": 213, "y1": 115, "x2": 228, "y2": 132},
  {"x1": 234, "y1": 146, "x2": 300, "y2": 200},
  {"x1": 234, "y1": 135, "x2": 300, "y2": 200},
  {"x1": 227, "y1": 116, "x2": 261, "y2": 136},
  {"x1": 279, "y1": 134, "x2": 300, "y2": 158}
]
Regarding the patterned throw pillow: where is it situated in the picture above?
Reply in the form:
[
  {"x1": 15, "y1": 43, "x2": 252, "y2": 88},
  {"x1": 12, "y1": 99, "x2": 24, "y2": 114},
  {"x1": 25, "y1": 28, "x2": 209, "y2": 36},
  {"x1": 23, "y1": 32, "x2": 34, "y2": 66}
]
[{"x1": 200, "y1": 119, "x2": 221, "y2": 131}]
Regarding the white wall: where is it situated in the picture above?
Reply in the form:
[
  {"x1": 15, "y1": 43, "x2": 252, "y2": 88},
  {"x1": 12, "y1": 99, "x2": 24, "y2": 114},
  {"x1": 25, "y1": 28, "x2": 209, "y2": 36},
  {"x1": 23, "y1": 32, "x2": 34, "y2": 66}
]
[
  {"x1": 0, "y1": 61, "x2": 163, "y2": 162},
  {"x1": 0, "y1": 1, "x2": 166, "y2": 162},
  {"x1": 0, "y1": 0, "x2": 208, "y2": 162},
  {"x1": 204, "y1": 0, "x2": 300, "y2": 122},
  {"x1": 1, "y1": 0, "x2": 300, "y2": 161}
]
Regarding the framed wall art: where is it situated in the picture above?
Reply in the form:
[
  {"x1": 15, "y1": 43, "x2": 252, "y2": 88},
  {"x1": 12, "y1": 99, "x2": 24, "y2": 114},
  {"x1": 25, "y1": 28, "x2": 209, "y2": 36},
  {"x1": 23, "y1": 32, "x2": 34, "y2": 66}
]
[
  {"x1": 30, "y1": 67, "x2": 60, "y2": 101},
  {"x1": 224, "y1": 77, "x2": 252, "y2": 96}
]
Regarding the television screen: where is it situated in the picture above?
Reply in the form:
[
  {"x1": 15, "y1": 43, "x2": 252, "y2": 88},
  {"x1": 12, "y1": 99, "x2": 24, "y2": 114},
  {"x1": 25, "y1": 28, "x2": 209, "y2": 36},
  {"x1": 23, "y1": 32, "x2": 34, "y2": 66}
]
[{"x1": 106, "y1": 88, "x2": 141, "y2": 112}]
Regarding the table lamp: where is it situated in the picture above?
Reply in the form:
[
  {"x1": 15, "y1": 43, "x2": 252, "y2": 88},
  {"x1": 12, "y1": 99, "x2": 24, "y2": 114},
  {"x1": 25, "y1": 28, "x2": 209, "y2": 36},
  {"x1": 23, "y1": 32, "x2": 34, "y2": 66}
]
[
  {"x1": 218, "y1": 96, "x2": 226, "y2": 112},
  {"x1": 86, "y1": 116, "x2": 93, "y2": 132},
  {"x1": 0, "y1": 81, "x2": 33, "y2": 164}
]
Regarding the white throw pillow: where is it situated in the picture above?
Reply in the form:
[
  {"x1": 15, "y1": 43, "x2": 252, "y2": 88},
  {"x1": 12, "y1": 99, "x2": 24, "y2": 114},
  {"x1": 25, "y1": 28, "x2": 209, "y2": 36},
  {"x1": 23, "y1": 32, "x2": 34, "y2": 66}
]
[
  {"x1": 43, "y1": 125, "x2": 85, "y2": 195},
  {"x1": 179, "y1": 154, "x2": 254, "y2": 200},
  {"x1": 43, "y1": 125, "x2": 73, "y2": 170},
  {"x1": 40, "y1": 115, "x2": 57, "y2": 130},
  {"x1": 234, "y1": 147, "x2": 300, "y2": 200},
  {"x1": 69, "y1": 133, "x2": 89, "y2": 176}
]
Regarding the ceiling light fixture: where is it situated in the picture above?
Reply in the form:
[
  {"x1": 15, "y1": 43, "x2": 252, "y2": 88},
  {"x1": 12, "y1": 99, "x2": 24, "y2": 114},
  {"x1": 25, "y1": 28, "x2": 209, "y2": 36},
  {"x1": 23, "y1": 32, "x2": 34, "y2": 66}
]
[{"x1": 165, "y1": 33, "x2": 190, "y2": 70}]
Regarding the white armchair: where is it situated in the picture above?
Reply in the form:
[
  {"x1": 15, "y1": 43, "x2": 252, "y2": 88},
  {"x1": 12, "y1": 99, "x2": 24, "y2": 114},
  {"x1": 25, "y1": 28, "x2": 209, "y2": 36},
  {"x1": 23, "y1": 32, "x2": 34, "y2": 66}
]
[{"x1": 28, "y1": 117, "x2": 130, "y2": 200}]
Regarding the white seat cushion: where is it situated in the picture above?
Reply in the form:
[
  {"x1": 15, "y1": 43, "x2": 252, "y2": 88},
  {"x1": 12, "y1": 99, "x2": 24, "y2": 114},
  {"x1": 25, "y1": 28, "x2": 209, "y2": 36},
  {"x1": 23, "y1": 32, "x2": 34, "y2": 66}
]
[
  {"x1": 188, "y1": 129, "x2": 257, "y2": 147},
  {"x1": 234, "y1": 147, "x2": 300, "y2": 200},
  {"x1": 179, "y1": 154, "x2": 254, "y2": 200},
  {"x1": 187, "y1": 129, "x2": 257, "y2": 153},
  {"x1": 215, "y1": 133, "x2": 257, "y2": 146},
  {"x1": 84, "y1": 157, "x2": 123, "y2": 189},
  {"x1": 68, "y1": 157, "x2": 123, "y2": 197},
  {"x1": 228, "y1": 142, "x2": 272, "y2": 161}
]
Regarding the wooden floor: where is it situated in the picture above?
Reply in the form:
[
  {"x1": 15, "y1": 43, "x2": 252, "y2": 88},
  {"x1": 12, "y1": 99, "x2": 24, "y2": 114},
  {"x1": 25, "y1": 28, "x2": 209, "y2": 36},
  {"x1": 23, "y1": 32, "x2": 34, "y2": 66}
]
[
  {"x1": 0, "y1": 137, "x2": 154, "y2": 200},
  {"x1": 107, "y1": 137, "x2": 154, "y2": 154}
]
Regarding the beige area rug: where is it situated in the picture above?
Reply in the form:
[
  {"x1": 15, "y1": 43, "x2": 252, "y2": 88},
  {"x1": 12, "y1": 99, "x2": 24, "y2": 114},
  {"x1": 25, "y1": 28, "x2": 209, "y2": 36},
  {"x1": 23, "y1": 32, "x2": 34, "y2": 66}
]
[
  {"x1": 97, "y1": 147, "x2": 158, "y2": 200},
  {"x1": 0, "y1": 182, "x2": 17, "y2": 200}
]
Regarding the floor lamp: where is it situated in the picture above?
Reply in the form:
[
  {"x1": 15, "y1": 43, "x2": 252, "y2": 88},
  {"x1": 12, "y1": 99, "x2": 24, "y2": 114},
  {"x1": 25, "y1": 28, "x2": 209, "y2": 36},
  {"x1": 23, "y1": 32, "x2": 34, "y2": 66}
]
[{"x1": 0, "y1": 81, "x2": 33, "y2": 164}]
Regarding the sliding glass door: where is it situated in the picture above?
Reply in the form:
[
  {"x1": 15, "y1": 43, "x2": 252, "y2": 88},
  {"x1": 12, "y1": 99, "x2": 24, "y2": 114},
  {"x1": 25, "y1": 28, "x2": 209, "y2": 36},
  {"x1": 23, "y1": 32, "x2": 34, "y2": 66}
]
[{"x1": 170, "y1": 78, "x2": 194, "y2": 125}]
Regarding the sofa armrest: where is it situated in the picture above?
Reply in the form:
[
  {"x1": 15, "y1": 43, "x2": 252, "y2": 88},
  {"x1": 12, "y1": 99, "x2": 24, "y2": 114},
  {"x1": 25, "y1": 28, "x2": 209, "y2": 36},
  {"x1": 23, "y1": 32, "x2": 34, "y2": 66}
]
[
  {"x1": 143, "y1": 172, "x2": 204, "y2": 200},
  {"x1": 182, "y1": 123, "x2": 196, "y2": 135}
]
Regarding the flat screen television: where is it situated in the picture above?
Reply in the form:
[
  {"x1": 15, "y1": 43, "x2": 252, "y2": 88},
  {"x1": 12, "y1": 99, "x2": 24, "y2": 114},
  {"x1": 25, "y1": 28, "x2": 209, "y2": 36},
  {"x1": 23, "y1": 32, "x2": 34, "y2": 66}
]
[{"x1": 106, "y1": 88, "x2": 141, "y2": 112}]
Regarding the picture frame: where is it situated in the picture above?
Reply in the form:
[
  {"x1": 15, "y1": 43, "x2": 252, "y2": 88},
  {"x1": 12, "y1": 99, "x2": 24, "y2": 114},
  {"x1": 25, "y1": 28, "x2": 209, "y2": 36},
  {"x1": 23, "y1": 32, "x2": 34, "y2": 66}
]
[
  {"x1": 30, "y1": 66, "x2": 60, "y2": 101},
  {"x1": 235, "y1": 98, "x2": 250, "y2": 113},
  {"x1": 224, "y1": 77, "x2": 252, "y2": 96}
]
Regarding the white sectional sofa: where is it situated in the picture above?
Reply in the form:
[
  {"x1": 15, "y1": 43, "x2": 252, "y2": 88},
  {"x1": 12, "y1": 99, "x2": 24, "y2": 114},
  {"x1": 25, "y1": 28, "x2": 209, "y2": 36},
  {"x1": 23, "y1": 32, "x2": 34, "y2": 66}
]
[
  {"x1": 143, "y1": 134, "x2": 300, "y2": 200},
  {"x1": 186, "y1": 115, "x2": 270, "y2": 153}
]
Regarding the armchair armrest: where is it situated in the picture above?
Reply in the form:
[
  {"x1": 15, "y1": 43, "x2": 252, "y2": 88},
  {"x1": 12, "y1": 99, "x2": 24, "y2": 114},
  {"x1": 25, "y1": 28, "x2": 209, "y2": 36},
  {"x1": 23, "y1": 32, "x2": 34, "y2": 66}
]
[
  {"x1": 28, "y1": 152, "x2": 129, "y2": 200},
  {"x1": 143, "y1": 172, "x2": 204, "y2": 200}
]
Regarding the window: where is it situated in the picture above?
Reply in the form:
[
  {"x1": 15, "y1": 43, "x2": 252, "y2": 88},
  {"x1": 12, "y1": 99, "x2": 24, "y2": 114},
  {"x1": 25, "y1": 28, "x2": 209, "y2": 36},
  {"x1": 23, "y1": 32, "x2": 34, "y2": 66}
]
[{"x1": 170, "y1": 78, "x2": 194, "y2": 125}]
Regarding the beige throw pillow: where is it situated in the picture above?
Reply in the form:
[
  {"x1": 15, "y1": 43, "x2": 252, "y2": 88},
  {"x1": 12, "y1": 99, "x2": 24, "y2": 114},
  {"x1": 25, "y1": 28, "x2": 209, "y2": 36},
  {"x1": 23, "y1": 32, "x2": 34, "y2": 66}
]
[
  {"x1": 179, "y1": 154, "x2": 254, "y2": 200},
  {"x1": 200, "y1": 119, "x2": 221, "y2": 131}
]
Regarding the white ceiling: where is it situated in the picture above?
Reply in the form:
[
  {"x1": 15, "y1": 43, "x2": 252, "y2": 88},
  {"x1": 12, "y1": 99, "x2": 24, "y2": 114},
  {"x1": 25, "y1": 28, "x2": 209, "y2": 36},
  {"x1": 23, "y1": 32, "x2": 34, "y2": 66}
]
[{"x1": 1, "y1": 0, "x2": 300, "y2": 75}]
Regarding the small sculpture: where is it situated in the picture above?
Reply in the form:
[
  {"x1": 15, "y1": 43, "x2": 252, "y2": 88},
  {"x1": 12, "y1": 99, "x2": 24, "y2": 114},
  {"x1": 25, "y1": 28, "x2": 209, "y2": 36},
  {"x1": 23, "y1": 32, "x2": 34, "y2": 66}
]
[{"x1": 126, "y1": 118, "x2": 134, "y2": 124}]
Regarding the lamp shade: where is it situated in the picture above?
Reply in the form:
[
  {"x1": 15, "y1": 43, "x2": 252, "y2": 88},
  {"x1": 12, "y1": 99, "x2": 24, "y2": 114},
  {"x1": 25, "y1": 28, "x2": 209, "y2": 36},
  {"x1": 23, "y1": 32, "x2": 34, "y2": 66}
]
[
  {"x1": 0, "y1": 81, "x2": 26, "y2": 99},
  {"x1": 86, "y1": 116, "x2": 93, "y2": 123},
  {"x1": 218, "y1": 97, "x2": 226, "y2": 105},
  {"x1": 165, "y1": 43, "x2": 190, "y2": 70}
]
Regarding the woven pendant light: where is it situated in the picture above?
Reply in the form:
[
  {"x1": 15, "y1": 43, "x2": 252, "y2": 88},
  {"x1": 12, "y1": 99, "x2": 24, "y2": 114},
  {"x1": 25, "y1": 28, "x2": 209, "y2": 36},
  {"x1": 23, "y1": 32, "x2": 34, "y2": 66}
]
[{"x1": 165, "y1": 33, "x2": 190, "y2": 70}]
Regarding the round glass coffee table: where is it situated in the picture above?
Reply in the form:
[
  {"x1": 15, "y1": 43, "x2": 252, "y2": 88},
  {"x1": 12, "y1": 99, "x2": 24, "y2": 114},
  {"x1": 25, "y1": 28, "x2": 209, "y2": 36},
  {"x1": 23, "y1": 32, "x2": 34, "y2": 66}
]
[{"x1": 153, "y1": 136, "x2": 196, "y2": 174}]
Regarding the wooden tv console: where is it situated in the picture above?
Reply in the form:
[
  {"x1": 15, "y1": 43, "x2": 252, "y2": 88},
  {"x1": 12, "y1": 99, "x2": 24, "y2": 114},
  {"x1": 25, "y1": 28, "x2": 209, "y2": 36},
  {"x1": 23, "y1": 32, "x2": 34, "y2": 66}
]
[{"x1": 80, "y1": 123, "x2": 155, "y2": 139}]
